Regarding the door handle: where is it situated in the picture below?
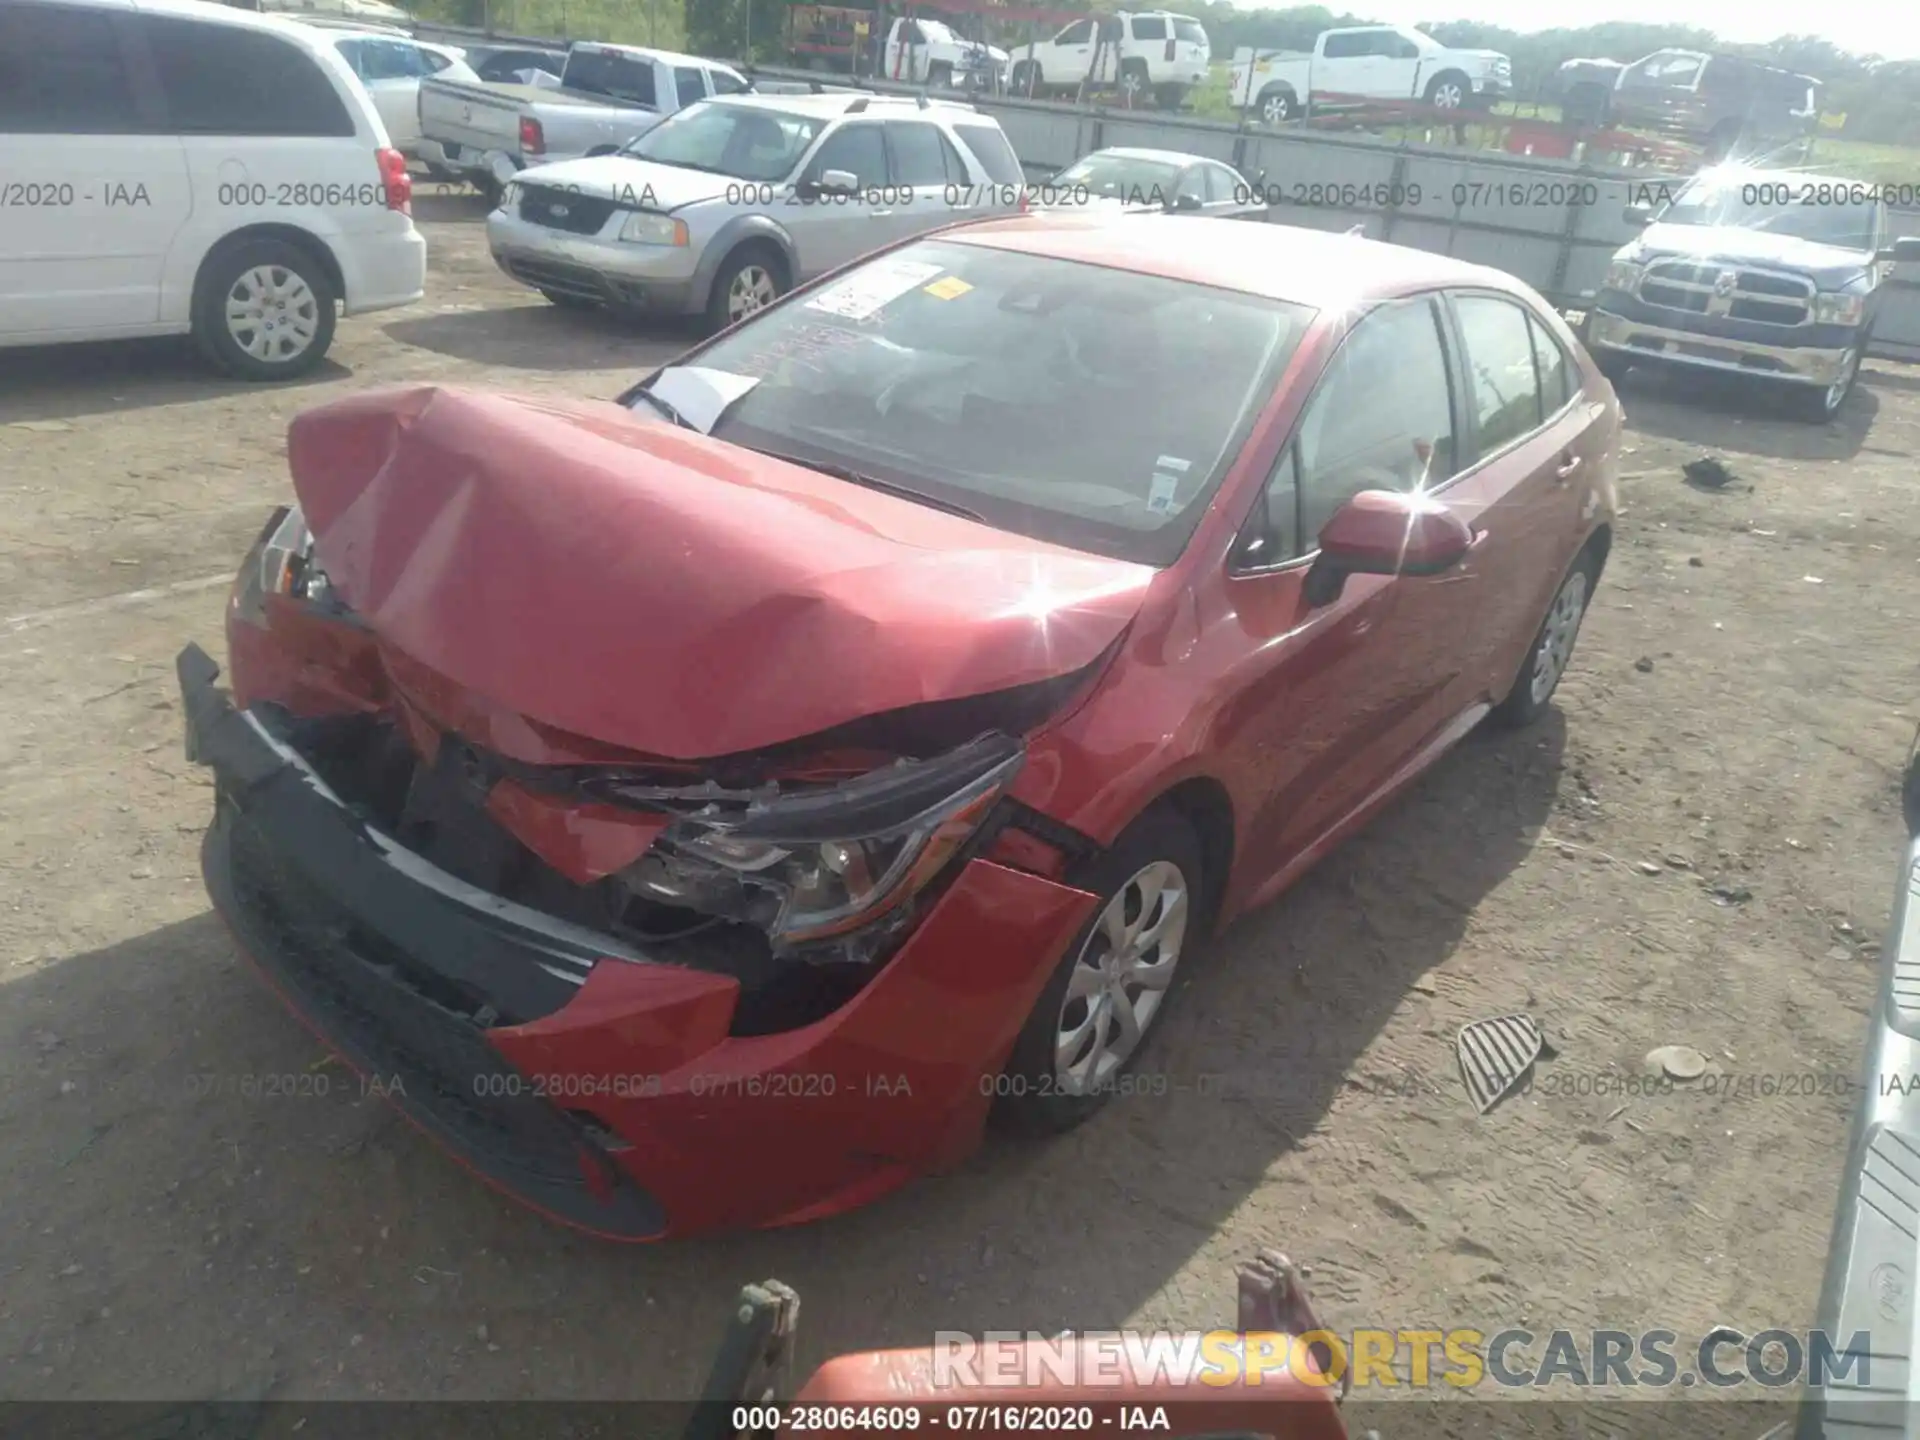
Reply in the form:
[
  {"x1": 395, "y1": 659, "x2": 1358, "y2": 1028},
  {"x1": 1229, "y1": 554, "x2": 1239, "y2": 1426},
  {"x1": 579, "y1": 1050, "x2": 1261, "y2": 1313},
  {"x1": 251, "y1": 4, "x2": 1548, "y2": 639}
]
[{"x1": 1554, "y1": 453, "x2": 1582, "y2": 481}]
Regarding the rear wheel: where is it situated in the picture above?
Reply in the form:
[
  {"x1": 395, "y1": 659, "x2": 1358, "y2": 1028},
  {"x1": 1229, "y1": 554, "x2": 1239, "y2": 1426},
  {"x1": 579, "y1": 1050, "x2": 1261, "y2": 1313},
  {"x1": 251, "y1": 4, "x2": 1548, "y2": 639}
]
[
  {"x1": 928, "y1": 60, "x2": 953, "y2": 88},
  {"x1": 191, "y1": 237, "x2": 337, "y2": 382},
  {"x1": 1256, "y1": 85, "x2": 1296, "y2": 124},
  {"x1": 1010, "y1": 59, "x2": 1042, "y2": 95},
  {"x1": 1490, "y1": 548, "x2": 1600, "y2": 729},
  {"x1": 1154, "y1": 82, "x2": 1188, "y2": 110},
  {"x1": 1119, "y1": 59, "x2": 1150, "y2": 103},
  {"x1": 1592, "y1": 349, "x2": 1631, "y2": 384},
  {"x1": 996, "y1": 807, "x2": 1204, "y2": 1136}
]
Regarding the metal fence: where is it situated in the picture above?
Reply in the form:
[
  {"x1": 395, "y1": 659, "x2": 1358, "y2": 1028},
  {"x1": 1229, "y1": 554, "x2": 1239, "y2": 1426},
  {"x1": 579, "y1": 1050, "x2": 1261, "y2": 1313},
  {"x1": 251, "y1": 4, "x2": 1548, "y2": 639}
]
[{"x1": 408, "y1": 26, "x2": 1920, "y2": 362}]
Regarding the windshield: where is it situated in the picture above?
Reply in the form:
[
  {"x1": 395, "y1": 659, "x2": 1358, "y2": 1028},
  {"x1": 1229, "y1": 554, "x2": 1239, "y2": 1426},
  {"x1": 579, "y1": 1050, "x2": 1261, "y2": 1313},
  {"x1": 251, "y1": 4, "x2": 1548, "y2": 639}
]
[
  {"x1": 624, "y1": 103, "x2": 824, "y2": 181},
  {"x1": 1053, "y1": 154, "x2": 1182, "y2": 206},
  {"x1": 628, "y1": 239, "x2": 1311, "y2": 566},
  {"x1": 1655, "y1": 177, "x2": 1877, "y2": 251}
]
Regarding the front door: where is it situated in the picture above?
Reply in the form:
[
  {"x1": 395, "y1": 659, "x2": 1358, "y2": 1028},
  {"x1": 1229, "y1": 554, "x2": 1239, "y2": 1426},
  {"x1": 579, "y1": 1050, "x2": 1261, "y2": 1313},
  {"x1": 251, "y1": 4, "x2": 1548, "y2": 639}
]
[
  {"x1": 788, "y1": 122, "x2": 892, "y2": 279},
  {"x1": 1228, "y1": 293, "x2": 1482, "y2": 884}
]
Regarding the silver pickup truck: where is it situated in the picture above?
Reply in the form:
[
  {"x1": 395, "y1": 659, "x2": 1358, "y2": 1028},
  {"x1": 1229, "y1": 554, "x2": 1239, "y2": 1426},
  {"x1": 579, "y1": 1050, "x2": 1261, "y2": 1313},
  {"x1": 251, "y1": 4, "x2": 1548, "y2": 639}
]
[{"x1": 419, "y1": 41, "x2": 750, "y2": 202}]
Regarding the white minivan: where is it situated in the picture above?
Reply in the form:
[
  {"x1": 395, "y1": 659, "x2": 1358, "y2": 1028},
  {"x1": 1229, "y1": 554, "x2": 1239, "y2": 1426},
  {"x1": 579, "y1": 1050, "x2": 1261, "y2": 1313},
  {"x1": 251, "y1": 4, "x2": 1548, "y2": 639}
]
[{"x1": 0, "y1": 0, "x2": 427, "y2": 380}]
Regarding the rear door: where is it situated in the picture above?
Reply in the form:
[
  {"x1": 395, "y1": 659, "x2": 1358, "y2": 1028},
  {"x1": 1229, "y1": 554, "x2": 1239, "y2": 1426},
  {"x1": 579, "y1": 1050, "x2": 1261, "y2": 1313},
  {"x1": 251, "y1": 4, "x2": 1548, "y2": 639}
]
[
  {"x1": 948, "y1": 119, "x2": 1025, "y2": 216},
  {"x1": 0, "y1": 0, "x2": 189, "y2": 340},
  {"x1": 882, "y1": 120, "x2": 968, "y2": 242},
  {"x1": 1437, "y1": 289, "x2": 1607, "y2": 703},
  {"x1": 670, "y1": 64, "x2": 709, "y2": 114},
  {"x1": 1375, "y1": 30, "x2": 1422, "y2": 102}
]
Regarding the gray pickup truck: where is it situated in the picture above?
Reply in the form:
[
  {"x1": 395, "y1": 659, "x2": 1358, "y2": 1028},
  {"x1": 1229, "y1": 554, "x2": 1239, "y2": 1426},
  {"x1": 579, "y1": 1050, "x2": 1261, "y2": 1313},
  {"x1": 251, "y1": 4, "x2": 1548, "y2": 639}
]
[{"x1": 419, "y1": 41, "x2": 750, "y2": 203}]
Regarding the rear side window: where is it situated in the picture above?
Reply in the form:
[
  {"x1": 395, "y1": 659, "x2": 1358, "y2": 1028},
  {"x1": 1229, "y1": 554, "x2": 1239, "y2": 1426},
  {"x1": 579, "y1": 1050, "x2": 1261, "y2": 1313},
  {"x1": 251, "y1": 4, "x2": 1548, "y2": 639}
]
[
  {"x1": 710, "y1": 68, "x2": 749, "y2": 95},
  {"x1": 673, "y1": 65, "x2": 706, "y2": 106},
  {"x1": 1130, "y1": 16, "x2": 1166, "y2": 40},
  {"x1": 807, "y1": 123, "x2": 888, "y2": 186},
  {"x1": 1527, "y1": 313, "x2": 1573, "y2": 413},
  {"x1": 0, "y1": 3, "x2": 143, "y2": 134},
  {"x1": 1321, "y1": 32, "x2": 1368, "y2": 59},
  {"x1": 1453, "y1": 293, "x2": 1545, "y2": 454},
  {"x1": 1173, "y1": 19, "x2": 1207, "y2": 45},
  {"x1": 565, "y1": 49, "x2": 657, "y2": 106},
  {"x1": 886, "y1": 121, "x2": 964, "y2": 186},
  {"x1": 953, "y1": 121, "x2": 1022, "y2": 184},
  {"x1": 139, "y1": 17, "x2": 356, "y2": 137},
  {"x1": 420, "y1": 48, "x2": 453, "y2": 73}
]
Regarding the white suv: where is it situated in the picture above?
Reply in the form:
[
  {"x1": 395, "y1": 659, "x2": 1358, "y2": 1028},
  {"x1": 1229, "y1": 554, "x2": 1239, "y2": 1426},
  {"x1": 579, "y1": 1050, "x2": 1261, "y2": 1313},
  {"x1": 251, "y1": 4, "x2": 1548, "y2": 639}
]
[
  {"x1": 1009, "y1": 10, "x2": 1211, "y2": 109},
  {"x1": 0, "y1": 0, "x2": 427, "y2": 380}
]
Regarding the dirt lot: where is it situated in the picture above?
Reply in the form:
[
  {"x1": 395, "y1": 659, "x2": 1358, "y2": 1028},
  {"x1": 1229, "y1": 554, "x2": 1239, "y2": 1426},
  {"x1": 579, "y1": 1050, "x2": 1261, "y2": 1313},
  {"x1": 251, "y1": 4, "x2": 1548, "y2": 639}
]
[{"x1": 3, "y1": 190, "x2": 1918, "y2": 1414}]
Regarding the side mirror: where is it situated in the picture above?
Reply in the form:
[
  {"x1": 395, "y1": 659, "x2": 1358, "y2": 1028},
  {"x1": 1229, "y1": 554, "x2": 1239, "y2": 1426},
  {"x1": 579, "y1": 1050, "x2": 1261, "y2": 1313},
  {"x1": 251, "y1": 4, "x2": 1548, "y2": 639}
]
[
  {"x1": 1879, "y1": 236, "x2": 1920, "y2": 265},
  {"x1": 1304, "y1": 490, "x2": 1474, "y2": 607},
  {"x1": 1622, "y1": 202, "x2": 1654, "y2": 226},
  {"x1": 1170, "y1": 192, "x2": 1203, "y2": 213},
  {"x1": 818, "y1": 168, "x2": 860, "y2": 195}
]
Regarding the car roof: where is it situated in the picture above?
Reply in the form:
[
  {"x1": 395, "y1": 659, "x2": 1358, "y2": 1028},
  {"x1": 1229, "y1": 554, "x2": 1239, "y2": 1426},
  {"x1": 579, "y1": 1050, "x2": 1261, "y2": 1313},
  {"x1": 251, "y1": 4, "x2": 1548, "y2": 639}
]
[
  {"x1": 1086, "y1": 147, "x2": 1224, "y2": 165},
  {"x1": 65, "y1": 0, "x2": 355, "y2": 47},
  {"x1": 1697, "y1": 165, "x2": 1877, "y2": 192},
  {"x1": 942, "y1": 213, "x2": 1535, "y2": 310},
  {"x1": 713, "y1": 92, "x2": 986, "y2": 119},
  {"x1": 571, "y1": 40, "x2": 721, "y2": 67}
]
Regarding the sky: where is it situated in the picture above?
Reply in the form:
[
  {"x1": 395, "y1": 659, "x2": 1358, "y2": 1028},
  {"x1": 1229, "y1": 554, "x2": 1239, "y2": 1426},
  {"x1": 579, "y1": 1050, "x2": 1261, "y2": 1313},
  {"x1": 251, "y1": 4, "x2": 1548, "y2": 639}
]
[{"x1": 1264, "y1": 0, "x2": 1920, "y2": 61}]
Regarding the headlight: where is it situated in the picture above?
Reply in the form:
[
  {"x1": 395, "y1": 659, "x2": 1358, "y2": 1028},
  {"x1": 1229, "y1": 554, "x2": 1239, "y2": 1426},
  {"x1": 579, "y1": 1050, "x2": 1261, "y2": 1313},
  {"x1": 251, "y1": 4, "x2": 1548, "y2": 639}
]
[
  {"x1": 231, "y1": 506, "x2": 330, "y2": 626},
  {"x1": 1814, "y1": 289, "x2": 1867, "y2": 326},
  {"x1": 498, "y1": 181, "x2": 521, "y2": 213},
  {"x1": 614, "y1": 734, "x2": 1025, "y2": 956},
  {"x1": 618, "y1": 210, "x2": 690, "y2": 246},
  {"x1": 1603, "y1": 255, "x2": 1643, "y2": 293}
]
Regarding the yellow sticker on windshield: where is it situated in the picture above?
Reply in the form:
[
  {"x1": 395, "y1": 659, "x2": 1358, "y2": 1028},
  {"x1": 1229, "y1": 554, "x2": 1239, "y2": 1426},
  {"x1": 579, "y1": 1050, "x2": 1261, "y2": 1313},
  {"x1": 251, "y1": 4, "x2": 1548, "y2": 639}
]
[{"x1": 923, "y1": 276, "x2": 973, "y2": 300}]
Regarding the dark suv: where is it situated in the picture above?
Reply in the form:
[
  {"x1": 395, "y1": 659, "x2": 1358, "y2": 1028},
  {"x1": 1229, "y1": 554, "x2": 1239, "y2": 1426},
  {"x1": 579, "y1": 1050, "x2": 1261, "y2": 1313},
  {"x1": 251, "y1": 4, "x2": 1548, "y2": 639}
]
[
  {"x1": 1556, "y1": 49, "x2": 1820, "y2": 159},
  {"x1": 1582, "y1": 169, "x2": 1920, "y2": 422}
]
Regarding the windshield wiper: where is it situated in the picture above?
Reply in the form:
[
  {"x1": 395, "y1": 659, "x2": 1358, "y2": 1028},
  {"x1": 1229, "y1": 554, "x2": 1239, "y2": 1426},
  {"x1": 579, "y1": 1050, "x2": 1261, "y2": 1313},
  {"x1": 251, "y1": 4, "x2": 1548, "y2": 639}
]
[
  {"x1": 751, "y1": 449, "x2": 985, "y2": 521},
  {"x1": 631, "y1": 387, "x2": 693, "y2": 428}
]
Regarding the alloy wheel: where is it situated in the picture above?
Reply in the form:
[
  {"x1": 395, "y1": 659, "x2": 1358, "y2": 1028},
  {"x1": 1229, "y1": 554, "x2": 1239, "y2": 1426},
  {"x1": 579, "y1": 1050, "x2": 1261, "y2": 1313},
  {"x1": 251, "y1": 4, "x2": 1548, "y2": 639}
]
[
  {"x1": 1432, "y1": 81, "x2": 1464, "y2": 109},
  {"x1": 1053, "y1": 860, "x2": 1189, "y2": 1093},
  {"x1": 727, "y1": 265, "x2": 779, "y2": 321},
  {"x1": 1824, "y1": 348, "x2": 1859, "y2": 418}
]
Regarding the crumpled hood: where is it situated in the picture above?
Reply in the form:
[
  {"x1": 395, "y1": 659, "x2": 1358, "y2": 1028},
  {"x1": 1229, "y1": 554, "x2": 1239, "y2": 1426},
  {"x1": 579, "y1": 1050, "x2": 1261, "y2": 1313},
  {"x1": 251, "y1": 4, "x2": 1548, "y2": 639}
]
[
  {"x1": 285, "y1": 386, "x2": 1154, "y2": 761},
  {"x1": 1637, "y1": 223, "x2": 1874, "y2": 288},
  {"x1": 514, "y1": 154, "x2": 733, "y2": 211}
]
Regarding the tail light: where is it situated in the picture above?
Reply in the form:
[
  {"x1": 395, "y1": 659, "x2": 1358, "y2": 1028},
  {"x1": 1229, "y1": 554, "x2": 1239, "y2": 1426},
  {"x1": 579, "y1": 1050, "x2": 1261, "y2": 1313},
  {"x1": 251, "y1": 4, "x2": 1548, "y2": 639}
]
[
  {"x1": 520, "y1": 115, "x2": 545, "y2": 156},
  {"x1": 1018, "y1": 187, "x2": 1031, "y2": 213},
  {"x1": 1165, "y1": 38, "x2": 1175, "y2": 60},
  {"x1": 376, "y1": 147, "x2": 412, "y2": 215}
]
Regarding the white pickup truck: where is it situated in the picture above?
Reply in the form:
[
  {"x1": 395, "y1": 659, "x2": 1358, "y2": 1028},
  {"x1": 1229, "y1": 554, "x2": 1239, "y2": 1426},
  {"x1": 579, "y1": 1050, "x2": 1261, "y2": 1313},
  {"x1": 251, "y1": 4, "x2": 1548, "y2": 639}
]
[
  {"x1": 1228, "y1": 24, "x2": 1511, "y2": 125},
  {"x1": 879, "y1": 17, "x2": 1008, "y2": 90},
  {"x1": 419, "y1": 41, "x2": 750, "y2": 202}
]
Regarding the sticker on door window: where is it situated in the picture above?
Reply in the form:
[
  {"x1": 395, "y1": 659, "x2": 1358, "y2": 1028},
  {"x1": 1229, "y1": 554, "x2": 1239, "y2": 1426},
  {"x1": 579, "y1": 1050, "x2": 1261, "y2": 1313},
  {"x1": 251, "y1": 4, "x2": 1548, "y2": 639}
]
[{"x1": 805, "y1": 260, "x2": 947, "y2": 321}]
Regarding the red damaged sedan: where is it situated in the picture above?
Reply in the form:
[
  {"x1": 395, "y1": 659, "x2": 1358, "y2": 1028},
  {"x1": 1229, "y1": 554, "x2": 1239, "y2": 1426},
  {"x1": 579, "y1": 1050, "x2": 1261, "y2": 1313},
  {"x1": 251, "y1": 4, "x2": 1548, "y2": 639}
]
[{"x1": 178, "y1": 214, "x2": 1620, "y2": 1240}]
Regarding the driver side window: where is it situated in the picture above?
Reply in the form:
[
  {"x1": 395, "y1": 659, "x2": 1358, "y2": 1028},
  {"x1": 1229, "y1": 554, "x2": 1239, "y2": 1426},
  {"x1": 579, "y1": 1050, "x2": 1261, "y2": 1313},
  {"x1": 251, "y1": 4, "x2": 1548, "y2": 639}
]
[
  {"x1": 806, "y1": 124, "x2": 888, "y2": 186},
  {"x1": 1055, "y1": 20, "x2": 1093, "y2": 44}
]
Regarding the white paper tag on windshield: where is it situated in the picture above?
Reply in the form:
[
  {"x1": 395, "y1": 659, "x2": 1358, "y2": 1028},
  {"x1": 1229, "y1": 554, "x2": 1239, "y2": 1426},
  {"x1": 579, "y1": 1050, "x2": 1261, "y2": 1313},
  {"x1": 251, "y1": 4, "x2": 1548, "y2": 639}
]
[
  {"x1": 642, "y1": 365, "x2": 760, "y2": 434},
  {"x1": 805, "y1": 260, "x2": 947, "y2": 321},
  {"x1": 1147, "y1": 472, "x2": 1180, "y2": 515}
]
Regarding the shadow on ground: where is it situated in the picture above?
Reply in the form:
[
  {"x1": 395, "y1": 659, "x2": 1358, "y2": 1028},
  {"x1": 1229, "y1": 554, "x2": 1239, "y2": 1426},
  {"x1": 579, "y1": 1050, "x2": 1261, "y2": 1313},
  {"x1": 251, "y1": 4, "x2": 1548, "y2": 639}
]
[
  {"x1": 0, "y1": 714, "x2": 1564, "y2": 1401},
  {"x1": 382, "y1": 304, "x2": 693, "y2": 374},
  {"x1": 1611, "y1": 362, "x2": 1878, "y2": 462},
  {"x1": 0, "y1": 342, "x2": 346, "y2": 425}
]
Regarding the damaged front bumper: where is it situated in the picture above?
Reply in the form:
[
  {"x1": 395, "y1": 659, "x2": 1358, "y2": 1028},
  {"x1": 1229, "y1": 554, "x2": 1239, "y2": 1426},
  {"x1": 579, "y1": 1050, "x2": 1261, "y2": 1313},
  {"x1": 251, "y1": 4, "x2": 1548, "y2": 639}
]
[{"x1": 179, "y1": 644, "x2": 1101, "y2": 1240}]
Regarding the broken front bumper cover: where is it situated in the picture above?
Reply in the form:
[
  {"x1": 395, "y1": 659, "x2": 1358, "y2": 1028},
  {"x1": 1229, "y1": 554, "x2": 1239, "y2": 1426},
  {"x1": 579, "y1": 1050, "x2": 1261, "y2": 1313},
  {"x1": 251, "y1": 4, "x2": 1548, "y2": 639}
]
[
  {"x1": 180, "y1": 642, "x2": 671, "y2": 1239},
  {"x1": 177, "y1": 643, "x2": 1102, "y2": 1239}
]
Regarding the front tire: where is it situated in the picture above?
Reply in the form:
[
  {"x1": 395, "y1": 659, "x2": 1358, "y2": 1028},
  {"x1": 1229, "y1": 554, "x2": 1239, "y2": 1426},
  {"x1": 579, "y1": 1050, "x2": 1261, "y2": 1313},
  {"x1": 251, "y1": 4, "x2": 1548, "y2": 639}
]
[
  {"x1": 191, "y1": 237, "x2": 337, "y2": 382},
  {"x1": 1154, "y1": 82, "x2": 1187, "y2": 110},
  {"x1": 1424, "y1": 70, "x2": 1469, "y2": 111},
  {"x1": 1791, "y1": 342, "x2": 1862, "y2": 423},
  {"x1": 928, "y1": 60, "x2": 953, "y2": 88},
  {"x1": 1491, "y1": 547, "x2": 1600, "y2": 729},
  {"x1": 704, "y1": 243, "x2": 787, "y2": 335},
  {"x1": 996, "y1": 807, "x2": 1204, "y2": 1136}
]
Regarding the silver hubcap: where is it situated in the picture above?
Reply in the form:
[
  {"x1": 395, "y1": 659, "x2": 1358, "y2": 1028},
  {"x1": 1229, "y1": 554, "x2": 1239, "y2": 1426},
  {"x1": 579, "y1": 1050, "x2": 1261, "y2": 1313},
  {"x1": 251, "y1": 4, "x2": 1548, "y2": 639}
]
[
  {"x1": 1263, "y1": 95, "x2": 1289, "y2": 122},
  {"x1": 1530, "y1": 570, "x2": 1589, "y2": 705},
  {"x1": 1825, "y1": 349, "x2": 1858, "y2": 414},
  {"x1": 1434, "y1": 83, "x2": 1463, "y2": 108},
  {"x1": 225, "y1": 265, "x2": 319, "y2": 363},
  {"x1": 727, "y1": 265, "x2": 778, "y2": 320},
  {"x1": 1122, "y1": 71, "x2": 1141, "y2": 94},
  {"x1": 1053, "y1": 860, "x2": 1188, "y2": 1093}
]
